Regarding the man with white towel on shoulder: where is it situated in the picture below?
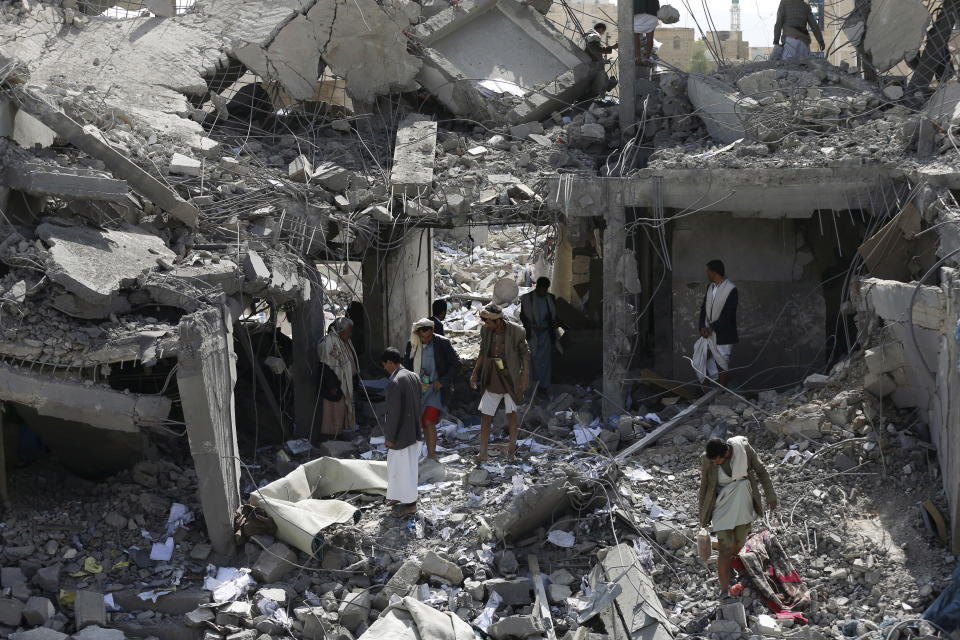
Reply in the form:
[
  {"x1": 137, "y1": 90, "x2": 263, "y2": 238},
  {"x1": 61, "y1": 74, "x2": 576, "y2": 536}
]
[{"x1": 693, "y1": 259, "x2": 738, "y2": 387}]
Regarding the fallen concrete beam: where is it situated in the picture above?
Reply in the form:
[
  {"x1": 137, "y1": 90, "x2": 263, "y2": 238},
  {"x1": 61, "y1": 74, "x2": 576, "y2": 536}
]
[
  {"x1": 0, "y1": 362, "x2": 171, "y2": 433},
  {"x1": 616, "y1": 388, "x2": 721, "y2": 460},
  {"x1": 687, "y1": 74, "x2": 755, "y2": 144},
  {"x1": 37, "y1": 223, "x2": 176, "y2": 306},
  {"x1": 391, "y1": 115, "x2": 437, "y2": 197},
  {"x1": 3, "y1": 162, "x2": 127, "y2": 201},
  {"x1": 8, "y1": 87, "x2": 199, "y2": 227},
  {"x1": 177, "y1": 306, "x2": 241, "y2": 555},
  {"x1": 595, "y1": 543, "x2": 673, "y2": 640}
]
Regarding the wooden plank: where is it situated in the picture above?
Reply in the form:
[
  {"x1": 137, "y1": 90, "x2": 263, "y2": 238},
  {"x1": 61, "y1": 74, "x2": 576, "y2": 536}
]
[
  {"x1": 615, "y1": 388, "x2": 720, "y2": 460},
  {"x1": 527, "y1": 555, "x2": 558, "y2": 640}
]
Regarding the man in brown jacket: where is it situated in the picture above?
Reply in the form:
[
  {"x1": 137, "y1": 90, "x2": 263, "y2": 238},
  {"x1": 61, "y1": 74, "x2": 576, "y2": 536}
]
[
  {"x1": 470, "y1": 304, "x2": 530, "y2": 461},
  {"x1": 698, "y1": 436, "x2": 778, "y2": 601}
]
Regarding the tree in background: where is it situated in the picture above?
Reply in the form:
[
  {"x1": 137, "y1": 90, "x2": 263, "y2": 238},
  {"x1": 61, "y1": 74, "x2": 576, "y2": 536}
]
[{"x1": 689, "y1": 48, "x2": 712, "y2": 73}]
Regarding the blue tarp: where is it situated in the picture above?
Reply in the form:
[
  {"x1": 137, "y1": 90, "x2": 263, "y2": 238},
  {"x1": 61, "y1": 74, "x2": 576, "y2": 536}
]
[{"x1": 923, "y1": 564, "x2": 960, "y2": 631}]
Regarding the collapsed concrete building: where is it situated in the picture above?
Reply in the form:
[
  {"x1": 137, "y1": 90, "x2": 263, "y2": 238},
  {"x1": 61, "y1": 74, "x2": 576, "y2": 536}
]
[{"x1": 0, "y1": 0, "x2": 958, "y2": 638}]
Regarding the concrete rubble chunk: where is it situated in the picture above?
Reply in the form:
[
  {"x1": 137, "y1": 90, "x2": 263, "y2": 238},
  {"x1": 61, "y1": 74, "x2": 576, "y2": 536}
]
[
  {"x1": 488, "y1": 614, "x2": 544, "y2": 639},
  {"x1": 483, "y1": 577, "x2": 532, "y2": 605},
  {"x1": 595, "y1": 543, "x2": 672, "y2": 640},
  {"x1": 288, "y1": 155, "x2": 312, "y2": 183},
  {"x1": 391, "y1": 115, "x2": 437, "y2": 197},
  {"x1": 382, "y1": 559, "x2": 421, "y2": 599},
  {"x1": 23, "y1": 596, "x2": 55, "y2": 626},
  {"x1": 252, "y1": 542, "x2": 298, "y2": 583},
  {"x1": 313, "y1": 163, "x2": 353, "y2": 193},
  {"x1": 864, "y1": 0, "x2": 930, "y2": 72},
  {"x1": 687, "y1": 74, "x2": 754, "y2": 143},
  {"x1": 420, "y1": 550, "x2": 463, "y2": 585},
  {"x1": 1, "y1": 566, "x2": 27, "y2": 587},
  {"x1": 11, "y1": 628, "x2": 67, "y2": 640},
  {"x1": 338, "y1": 590, "x2": 372, "y2": 631},
  {"x1": 74, "y1": 590, "x2": 106, "y2": 629},
  {"x1": 170, "y1": 153, "x2": 202, "y2": 176},
  {"x1": 3, "y1": 162, "x2": 128, "y2": 202},
  {"x1": 0, "y1": 597, "x2": 24, "y2": 626},
  {"x1": 37, "y1": 223, "x2": 176, "y2": 305},
  {"x1": 31, "y1": 566, "x2": 59, "y2": 593},
  {"x1": 864, "y1": 342, "x2": 906, "y2": 376}
]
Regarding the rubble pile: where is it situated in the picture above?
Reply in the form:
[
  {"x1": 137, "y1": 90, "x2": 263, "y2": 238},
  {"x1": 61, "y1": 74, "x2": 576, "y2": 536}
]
[{"x1": 648, "y1": 59, "x2": 920, "y2": 169}]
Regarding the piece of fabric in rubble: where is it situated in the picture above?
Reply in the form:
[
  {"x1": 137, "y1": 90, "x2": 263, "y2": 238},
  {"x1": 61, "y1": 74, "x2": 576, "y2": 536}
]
[
  {"x1": 360, "y1": 595, "x2": 474, "y2": 640},
  {"x1": 923, "y1": 564, "x2": 960, "y2": 632},
  {"x1": 249, "y1": 457, "x2": 388, "y2": 554},
  {"x1": 732, "y1": 529, "x2": 810, "y2": 623}
]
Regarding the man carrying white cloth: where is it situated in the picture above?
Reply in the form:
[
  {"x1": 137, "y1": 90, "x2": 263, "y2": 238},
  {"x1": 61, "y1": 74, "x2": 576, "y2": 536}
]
[{"x1": 692, "y1": 259, "x2": 738, "y2": 387}]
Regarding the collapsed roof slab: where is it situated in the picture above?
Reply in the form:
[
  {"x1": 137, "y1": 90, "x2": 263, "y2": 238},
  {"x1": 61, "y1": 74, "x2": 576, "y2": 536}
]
[
  {"x1": 413, "y1": 0, "x2": 593, "y2": 124},
  {"x1": 545, "y1": 167, "x2": 889, "y2": 218},
  {"x1": 0, "y1": 361, "x2": 171, "y2": 433},
  {"x1": 687, "y1": 74, "x2": 756, "y2": 144},
  {"x1": 37, "y1": 223, "x2": 176, "y2": 306},
  {"x1": 864, "y1": 0, "x2": 930, "y2": 73}
]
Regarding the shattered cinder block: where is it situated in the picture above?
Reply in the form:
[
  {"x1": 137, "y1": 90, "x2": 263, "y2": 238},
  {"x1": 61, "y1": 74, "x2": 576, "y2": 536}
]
[
  {"x1": 483, "y1": 577, "x2": 533, "y2": 606},
  {"x1": 23, "y1": 596, "x2": 56, "y2": 626},
  {"x1": 0, "y1": 597, "x2": 23, "y2": 626},
  {"x1": 864, "y1": 342, "x2": 906, "y2": 376},
  {"x1": 381, "y1": 559, "x2": 421, "y2": 600},
  {"x1": 288, "y1": 154, "x2": 313, "y2": 183},
  {"x1": 421, "y1": 550, "x2": 463, "y2": 585},
  {"x1": 313, "y1": 163, "x2": 353, "y2": 192}
]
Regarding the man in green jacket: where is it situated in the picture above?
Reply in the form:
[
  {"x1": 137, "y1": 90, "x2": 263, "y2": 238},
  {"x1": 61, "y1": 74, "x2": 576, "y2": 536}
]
[
  {"x1": 698, "y1": 436, "x2": 778, "y2": 601},
  {"x1": 470, "y1": 304, "x2": 530, "y2": 461}
]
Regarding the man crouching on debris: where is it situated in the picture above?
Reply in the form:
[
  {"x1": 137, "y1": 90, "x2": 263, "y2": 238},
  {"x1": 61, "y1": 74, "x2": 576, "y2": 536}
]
[
  {"x1": 381, "y1": 348, "x2": 423, "y2": 516},
  {"x1": 699, "y1": 436, "x2": 778, "y2": 602},
  {"x1": 471, "y1": 304, "x2": 530, "y2": 461}
]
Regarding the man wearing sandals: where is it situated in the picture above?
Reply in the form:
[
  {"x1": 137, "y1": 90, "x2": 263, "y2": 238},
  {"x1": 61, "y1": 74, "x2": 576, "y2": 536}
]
[
  {"x1": 381, "y1": 347, "x2": 423, "y2": 516},
  {"x1": 470, "y1": 304, "x2": 529, "y2": 461},
  {"x1": 699, "y1": 436, "x2": 778, "y2": 602}
]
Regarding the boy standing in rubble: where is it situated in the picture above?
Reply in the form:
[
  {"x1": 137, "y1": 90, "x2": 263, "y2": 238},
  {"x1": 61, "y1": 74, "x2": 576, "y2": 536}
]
[
  {"x1": 699, "y1": 436, "x2": 778, "y2": 601},
  {"x1": 471, "y1": 304, "x2": 530, "y2": 461},
  {"x1": 381, "y1": 348, "x2": 423, "y2": 516}
]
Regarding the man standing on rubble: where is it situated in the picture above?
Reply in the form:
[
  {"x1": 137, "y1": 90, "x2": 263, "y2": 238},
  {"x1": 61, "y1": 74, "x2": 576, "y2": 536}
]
[
  {"x1": 519, "y1": 277, "x2": 560, "y2": 396},
  {"x1": 583, "y1": 23, "x2": 619, "y2": 97},
  {"x1": 404, "y1": 318, "x2": 461, "y2": 460},
  {"x1": 694, "y1": 260, "x2": 738, "y2": 387},
  {"x1": 381, "y1": 347, "x2": 423, "y2": 517},
  {"x1": 633, "y1": 0, "x2": 660, "y2": 65},
  {"x1": 429, "y1": 299, "x2": 448, "y2": 336},
  {"x1": 318, "y1": 317, "x2": 359, "y2": 437},
  {"x1": 471, "y1": 304, "x2": 530, "y2": 461},
  {"x1": 773, "y1": 0, "x2": 825, "y2": 59},
  {"x1": 699, "y1": 436, "x2": 778, "y2": 602}
]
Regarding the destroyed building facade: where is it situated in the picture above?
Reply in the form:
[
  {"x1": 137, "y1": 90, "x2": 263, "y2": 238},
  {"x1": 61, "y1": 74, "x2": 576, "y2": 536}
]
[{"x1": 0, "y1": 0, "x2": 958, "y2": 638}]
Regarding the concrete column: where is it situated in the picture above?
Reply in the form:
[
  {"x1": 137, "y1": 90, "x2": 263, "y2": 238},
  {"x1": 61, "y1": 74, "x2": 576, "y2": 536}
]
[
  {"x1": 617, "y1": 0, "x2": 636, "y2": 146},
  {"x1": 602, "y1": 194, "x2": 629, "y2": 418},
  {"x1": 551, "y1": 223, "x2": 574, "y2": 303},
  {"x1": 177, "y1": 306, "x2": 241, "y2": 555},
  {"x1": 292, "y1": 269, "x2": 325, "y2": 441},
  {"x1": 933, "y1": 269, "x2": 960, "y2": 555},
  {"x1": 362, "y1": 228, "x2": 433, "y2": 355}
]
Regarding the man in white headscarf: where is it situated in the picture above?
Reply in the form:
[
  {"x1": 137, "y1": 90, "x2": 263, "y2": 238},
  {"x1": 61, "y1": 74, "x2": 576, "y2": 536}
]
[
  {"x1": 317, "y1": 317, "x2": 359, "y2": 437},
  {"x1": 692, "y1": 259, "x2": 738, "y2": 387},
  {"x1": 403, "y1": 317, "x2": 461, "y2": 460}
]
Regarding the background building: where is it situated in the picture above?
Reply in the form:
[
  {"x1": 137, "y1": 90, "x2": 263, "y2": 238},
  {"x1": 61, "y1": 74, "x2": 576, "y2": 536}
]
[{"x1": 654, "y1": 27, "x2": 696, "y2": 69}]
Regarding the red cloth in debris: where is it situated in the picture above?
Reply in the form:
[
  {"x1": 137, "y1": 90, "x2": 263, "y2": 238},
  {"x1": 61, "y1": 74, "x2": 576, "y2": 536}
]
[{"x1": 731, "y1": 529, "x2": 811, "y2": 624}]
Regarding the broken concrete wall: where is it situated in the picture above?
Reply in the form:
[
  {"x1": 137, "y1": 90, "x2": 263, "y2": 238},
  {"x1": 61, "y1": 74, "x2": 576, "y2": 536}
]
[
  {"x1": 177, "y1": 306, "x2": 241, "y2": 555},
  {"x1": 413, "y1": 0, "x2": 593, "y2": 124},
  {"x1": 671, "y1": 214, "x2": 826, "y2": 387},
  {"x1": 362, "y1": 228, "x2": 433, "y2": 356},
  {"x1": 858, "y1": 274, "x2": 959, "y2": 554}
]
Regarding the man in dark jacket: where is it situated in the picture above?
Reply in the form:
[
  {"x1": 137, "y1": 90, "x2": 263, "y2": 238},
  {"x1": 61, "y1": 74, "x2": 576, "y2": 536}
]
[
  {"x1": 429, "y1": 299, "x2": 448, "y2": 336},
  {"x1": 404, "y1": 318, "x2": 461, "y2": 460},
  {"x1": 381, "y1": 348, "x2": 423, "y2": 516},
  {"x1": 519, "y1": 277, "x2": 559, "y2": 395},
  {"x1": 697, "y1": 259, "x2": 738, "y2": 386}
]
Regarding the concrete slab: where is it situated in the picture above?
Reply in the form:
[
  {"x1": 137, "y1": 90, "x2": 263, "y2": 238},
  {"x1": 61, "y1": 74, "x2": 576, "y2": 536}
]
[
  {"x1": 413, "y1": 0, "x2": 593, "y2": 124},
  {"x1": 391, "y1": 115, "x2": 437, "y2": 197},
  {"x1": 595, "y1": 543, "x2": 673, "y2": 640},
  {"x1": 0, "y1": 361, "x2": 171, "y2": 433},
  {"x1": 3, "y1": 162, "x2": 127, "y2": 201},
  {"x1": 864, "y1": 0, "x2": 930, "y2": 72},
  {"x1": 37, "y1": 223, "x2": 176, "y2": 305},
  {"x1": 687, "y1": 74, "x2": 755, "y2": 144}
]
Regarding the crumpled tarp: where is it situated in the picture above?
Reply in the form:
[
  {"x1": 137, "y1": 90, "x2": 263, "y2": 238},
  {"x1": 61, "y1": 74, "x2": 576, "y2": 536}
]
[
  {"x1": 923, "y1": 564, "x2": 960, "y2": 631},
  {"x1": 359, "y1": 596, "x2": 474, "y2": 640},
  {"x1": 249, "y1": 457, "x2": 389, "y2": 554}
]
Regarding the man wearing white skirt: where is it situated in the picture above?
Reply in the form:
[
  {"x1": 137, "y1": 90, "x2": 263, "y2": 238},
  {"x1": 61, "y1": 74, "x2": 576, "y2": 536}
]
[
  {"x1": 381, "y1": 347, "x2": 423, "y2": 516},
  {"x1": 698, "y1": 436, "x2": 778, "y2": 602}
]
